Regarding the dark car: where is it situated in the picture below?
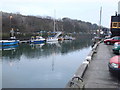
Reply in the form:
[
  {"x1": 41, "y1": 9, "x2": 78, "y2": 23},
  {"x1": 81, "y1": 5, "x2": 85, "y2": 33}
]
[
  {"x1": 113, "y1": 42, "x2": 120, "y2": 54},
  {"x1": 108, "y1": 56, "x2": 120, "y2": 75},
  {"x1": 104, "y1": 36, "x2": 120, "y2": 45}
]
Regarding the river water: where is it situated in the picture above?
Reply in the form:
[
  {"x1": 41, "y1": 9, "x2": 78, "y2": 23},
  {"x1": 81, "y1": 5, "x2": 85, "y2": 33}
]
[{"x1": 2, "y1": 38, "x2": 92, "y2": 88}]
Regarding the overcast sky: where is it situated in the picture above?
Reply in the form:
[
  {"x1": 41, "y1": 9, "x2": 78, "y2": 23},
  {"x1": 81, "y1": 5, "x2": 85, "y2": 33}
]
[{"x1": 1, "y1": 0, "x2": 120, "y2": 28}]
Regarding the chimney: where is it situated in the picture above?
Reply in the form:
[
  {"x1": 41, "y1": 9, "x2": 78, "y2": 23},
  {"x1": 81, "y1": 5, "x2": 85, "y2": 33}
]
[{"x1": 118, "y1": 1, "x2": 120, "y2": 15}]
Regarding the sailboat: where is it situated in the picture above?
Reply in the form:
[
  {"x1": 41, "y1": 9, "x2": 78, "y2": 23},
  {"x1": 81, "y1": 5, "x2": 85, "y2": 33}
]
[
  {"x1": 46, "y1": 10, "x2": 61, "y2": 42},
  {"x1": 46, "y1": 32, "x2": 62, "y2": 42}
]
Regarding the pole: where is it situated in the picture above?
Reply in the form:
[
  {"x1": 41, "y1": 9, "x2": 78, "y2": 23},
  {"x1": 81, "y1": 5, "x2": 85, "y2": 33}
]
[
  {"x1": 99, "y1": 7, "x2": 102, "y2": 37},
  {"x1": 10, "y1": 16, "x2": 12, "y2": 30},
  {"x1": 9, "y1": 15, "x2": 14, "y2": 38},
  {"x1": 53, "y1": 9, "x2": 56, "y2": 32}
]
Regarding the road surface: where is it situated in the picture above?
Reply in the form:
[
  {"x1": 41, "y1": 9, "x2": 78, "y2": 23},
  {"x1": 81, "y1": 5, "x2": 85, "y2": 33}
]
[{"x1": 83, "y1": 43, "x2": 120, "y2": 88}]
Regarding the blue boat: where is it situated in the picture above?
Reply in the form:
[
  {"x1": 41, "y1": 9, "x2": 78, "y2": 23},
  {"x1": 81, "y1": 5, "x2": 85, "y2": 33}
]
[
  {"x1": 0, "y1": 40, "x2": 19, "y2": 46},
  {"x1": 30, "y1": 36, "x2": 45, "y2": 44}
]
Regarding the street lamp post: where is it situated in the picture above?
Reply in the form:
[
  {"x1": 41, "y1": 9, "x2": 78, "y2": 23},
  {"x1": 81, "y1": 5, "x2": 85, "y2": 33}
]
[
  {"x1": 9, "y1": 15, "x2": 15, "y2": 39},
  {"x1": 99, "y1": 7, "x2": 102, "y2": 37},
  {"x1": 10, "y1": 15, "x2": 12, "y2": 29}
]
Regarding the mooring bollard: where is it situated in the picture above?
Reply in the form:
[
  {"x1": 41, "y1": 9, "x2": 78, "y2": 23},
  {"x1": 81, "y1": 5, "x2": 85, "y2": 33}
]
[{"x1": 68, "y1": 76, "x2": 85, "y2": 89}]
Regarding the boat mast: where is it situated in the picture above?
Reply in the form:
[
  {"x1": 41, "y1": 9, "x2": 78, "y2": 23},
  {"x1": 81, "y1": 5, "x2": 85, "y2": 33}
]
[{"x1": 53, "y1": 9, "x2": 56, "y2": 32}]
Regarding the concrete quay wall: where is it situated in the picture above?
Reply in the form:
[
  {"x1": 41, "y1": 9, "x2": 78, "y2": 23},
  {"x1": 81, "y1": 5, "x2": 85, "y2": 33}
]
[{"x1": 66, "y1": 41, "x2": 101, "y2": 88}]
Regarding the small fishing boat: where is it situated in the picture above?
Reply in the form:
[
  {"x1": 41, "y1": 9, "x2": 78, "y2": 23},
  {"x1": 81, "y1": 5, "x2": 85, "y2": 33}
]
[
  {"x1": 30, "y1": 36, "x2": 45, "y2": 44},
  {"x1": 1, "y1": 28, "x2": 19, "y2": 46},
  {"x1": 0, "y1": 39, "x2": 19, "y2": 46},
  {"x1": 1, "y1": 16, "x2": 20, "y2": 46}
]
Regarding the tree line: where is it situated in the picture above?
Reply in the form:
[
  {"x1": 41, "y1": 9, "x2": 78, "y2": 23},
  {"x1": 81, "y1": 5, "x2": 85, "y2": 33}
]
[{"x1": 2, "y1": 12, "x2": 99, "y2": 39}]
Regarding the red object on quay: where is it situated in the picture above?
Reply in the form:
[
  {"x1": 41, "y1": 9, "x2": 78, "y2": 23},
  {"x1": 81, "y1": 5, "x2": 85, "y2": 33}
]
[
  {"x1": 104, "y1": 36, "x2": 120, "y2": 45},
  {"x1": 108, "y1": 55, "x2": 120, "y2": 75}
]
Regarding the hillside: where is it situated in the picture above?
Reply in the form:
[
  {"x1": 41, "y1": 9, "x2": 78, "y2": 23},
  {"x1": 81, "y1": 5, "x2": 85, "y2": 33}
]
[{"x1": 2, "y1": 12, "x2": 99, "y2": 39}]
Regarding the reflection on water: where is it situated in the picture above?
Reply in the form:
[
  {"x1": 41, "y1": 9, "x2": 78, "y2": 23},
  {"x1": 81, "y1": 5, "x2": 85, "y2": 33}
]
[
  {"x1": 3, "y1": 39, "x2": 91, "y2": 59},
  {"x1": 30, "y1": 43, "x2": 45, "y2": 49},
  {"x1": 0, "y1": 45, "x2": 19, "y2": 51},
  {"x1": 2, "y1": 38, "x2": 92, "y2": 88}
]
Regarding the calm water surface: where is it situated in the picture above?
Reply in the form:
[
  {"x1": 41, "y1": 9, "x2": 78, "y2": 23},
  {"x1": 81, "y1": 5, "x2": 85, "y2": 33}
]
[{"x1": 2, "y1": 39, "x2": 92, "y2": 88}]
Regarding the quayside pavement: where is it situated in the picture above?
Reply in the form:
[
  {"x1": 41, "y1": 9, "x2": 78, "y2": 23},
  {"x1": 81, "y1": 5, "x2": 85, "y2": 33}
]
[{"x1": 83, "y1": 42, "x2": 120, "y2": 88}]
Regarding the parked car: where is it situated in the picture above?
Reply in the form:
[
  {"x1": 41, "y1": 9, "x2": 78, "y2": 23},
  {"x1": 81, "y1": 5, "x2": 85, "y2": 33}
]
[
  {"x1": 104, "y1": 36, "x2": 120, "y2": 45},
  {"x1": 108, "y1": 56, "x2": 120, "y2": 75},
  {"x1": 113, "y1": 42, "x2": 120, "y2": 54}
]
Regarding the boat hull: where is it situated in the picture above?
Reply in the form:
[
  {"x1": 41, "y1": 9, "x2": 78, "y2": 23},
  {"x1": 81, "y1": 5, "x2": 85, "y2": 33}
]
[
  {"x1": 46, "y1": 38, "x2": 58, "y2": 42},
  {"x1": 0, "y1": 40, "x2": 19, "y2": 46},
  {"x1": 30, "y1": 36, "x2": 45, "y2": 44},
  {"x1": 30, "y1": 40, "x2": 45, "y2": 44}
]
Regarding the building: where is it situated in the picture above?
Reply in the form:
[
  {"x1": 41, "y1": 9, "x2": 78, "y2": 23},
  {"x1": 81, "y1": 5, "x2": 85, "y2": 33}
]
[{"x1": 110, "y1": 1, "x2": 120, "y2": 37}]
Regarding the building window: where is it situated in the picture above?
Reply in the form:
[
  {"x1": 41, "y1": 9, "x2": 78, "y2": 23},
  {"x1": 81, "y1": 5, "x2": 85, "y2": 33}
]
[
  {"x1": 112, "y1": 22, "x2": 118, "y2": 28},
  {"x1": 118, "y1": 22, "x2": 120, "y2": 28}
]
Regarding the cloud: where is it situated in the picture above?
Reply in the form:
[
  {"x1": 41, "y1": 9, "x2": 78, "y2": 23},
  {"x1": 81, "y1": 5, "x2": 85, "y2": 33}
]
[
  {"x1": 1, "y1": 0, "x2": 120, "y2": 27},
  {"x1": 1, "y1": 0, "x2": 118, "y2": 4}
]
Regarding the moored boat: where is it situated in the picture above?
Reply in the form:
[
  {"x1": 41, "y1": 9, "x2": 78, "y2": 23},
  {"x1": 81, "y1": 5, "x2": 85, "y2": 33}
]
[
  {"x1": 46, "y1": 32, "x2": 62, "y2": 42},
  {"x1": 1, "y1": 15, "x2": 20, "y2": 46},
  {"x1": 0, "y1": 40, "x2": 19, "y2": 46},
  {"x1": 30, "y1": 36, "x2": 45, "y2": 44},
  {"x1": 46, "y1": 37, "x2": 58, "y2": 42}
]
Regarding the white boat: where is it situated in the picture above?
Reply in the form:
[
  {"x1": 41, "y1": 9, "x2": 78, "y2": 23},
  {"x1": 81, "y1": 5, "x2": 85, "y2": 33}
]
[
  {"x1": 46, "y1": 11, "x2": 62, "y2": 42},
  {"x1": 30, "y1": 36, "x2": 45, "y2": 44},
  {"x1": 46, "y1": 37, "x2": 58, "y2": 42},
  {"x1": 46, "y1": 32, "x2": 62, "y2": 42}
]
